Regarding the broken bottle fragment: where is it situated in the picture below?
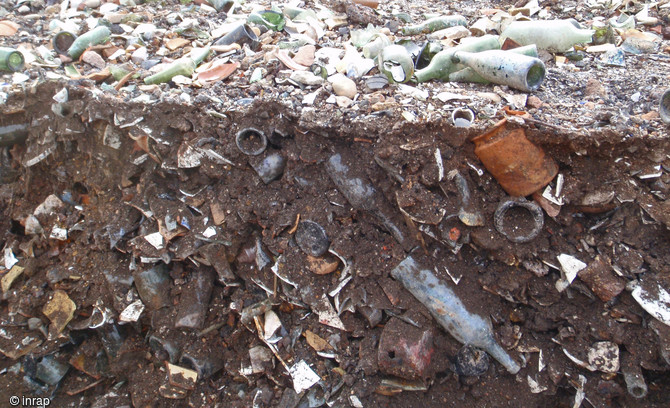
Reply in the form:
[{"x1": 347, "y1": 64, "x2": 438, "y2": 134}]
[
  {"x1": 472, "y1": 119, "x2": 558, "y2": 197},
  {"x1": 378, "y1": 45, "x2": 414, "y2": 84},
  {"x1": 391, "y1": 256, "x2": 520, "y2": 374}
]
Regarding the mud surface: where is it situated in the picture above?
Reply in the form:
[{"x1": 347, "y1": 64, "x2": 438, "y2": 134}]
[{"x1": 1, "y1": 0, "x2": 670, "y2": 407}]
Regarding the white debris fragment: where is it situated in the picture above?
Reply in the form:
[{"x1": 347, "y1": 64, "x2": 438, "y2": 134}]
[
  {"x1": 177, "y1": 143, "x2": 204, "y2": 168},
  {"x1": 50, "y1": 226, "x2": 68, "y2": 241},
  {"x1": 587, "y1": 341, "x2": 619, "y2": 373},
  {"x1": 263, "y1": 310, "x2": 282, "y2": 340},
  {"x1": 435, "y1": 148, "x2": 444, "y2": 181},
  {"x1": 53, "y1": 88, "x2": 68, "y2": 103},
  {"x1": 631, "y1": 280, "x2": 670, "y2": 327},
  {"x1": 119, "y1": 299, "x2": 145, "y2": 323},
  {"x1": 34, "y1": 194, "x2": 64, "y2": 216},
  {"x1": 144, "y1": 232, "x2": 165, "y2": 250},
  {"x1": 527, "y1": 375, "x2": 548, "y2": 393},
  {"x1": 288, "y1": 360, "x2": 321, "y2": 394},
  {"x1": 4, "y1": 248, "x2": 19, "y2": 270},
  {"x1": 555, "y1": 254, "x2": 587, "y2": 292},
  {"x1": 573, "y1": 375, "x2": 586, "y2": 408},
  {"x1": 202, "y1": 226, "x2": 217, "y2": 238},
  {"x1": 349, "y1": 395, "x2": 364, "y2": 408},
  {"x1": 312, "y1": 294, "x2": 346, "y2": 330}
]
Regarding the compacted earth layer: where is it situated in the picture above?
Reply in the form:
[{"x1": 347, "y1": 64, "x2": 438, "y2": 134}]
[{"x1": 0, "y1": 0, "x2": 670, "y2": 407}]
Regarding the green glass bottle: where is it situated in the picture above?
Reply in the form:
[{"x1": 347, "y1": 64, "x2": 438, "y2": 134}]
[
  {"x1": 0, "y1": 48, "x2": 25, "y2": 72},
  {"x1": 500, "y1": 19, "x2": 594, "y2": 53},
  {"x1": 413, "y1": 35, "x2": 500, "y2": 83}
]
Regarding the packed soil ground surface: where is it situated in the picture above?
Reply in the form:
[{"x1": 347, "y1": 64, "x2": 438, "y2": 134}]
[{"x1": 0, "y1": 0, "x2": 670, "y2": 407}]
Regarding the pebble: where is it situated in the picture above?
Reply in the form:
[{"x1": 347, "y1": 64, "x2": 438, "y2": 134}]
[
  {"x1": 335, "y1": 96, "x2": 353, "y2": 108},
  {"x1": 329, "y1": 74, "x2": 357, "y2": 99},
  {"x1": 82, "y1": 50, "x2": 106, "y2": 69},
  {"x1": 18, "y1": 5, "x2": 30, "y2": 13},
  {"x1": 132, "y1": 47, "x2": 148, "y2": 64},
  {"x1": 527, "y1": 95, "x2": 543, "y2": 109},
  {"x1": 290, "y1": 71, "x2": 325, "y2": 86}
]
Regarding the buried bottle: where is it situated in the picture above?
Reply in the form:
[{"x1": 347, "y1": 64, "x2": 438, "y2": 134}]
[
  {"x1": 500, "y1": 19, "x2": 594, "y2": 53},
  {"x1": 391, "y1": 256, "x2": 520, "y2": 374},
  {"x1": 0, "y1": 123, "x2": 29, "y2": 147},
  {"x1": 472, "y1": 119, "x2": 558, "y2": 197},
  {"x1": 451, "y1": 50, "x2": 545, "y2": 92}
]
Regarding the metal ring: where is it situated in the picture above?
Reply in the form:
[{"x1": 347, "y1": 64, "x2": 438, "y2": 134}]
[{"x1": 494, "y1": 199, "x2": 544, "y2": 243}]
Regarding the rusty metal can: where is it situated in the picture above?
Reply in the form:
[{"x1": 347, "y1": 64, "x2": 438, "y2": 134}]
[{"x1": 472, "y1": 119, "x2": 558, "y2": 196}]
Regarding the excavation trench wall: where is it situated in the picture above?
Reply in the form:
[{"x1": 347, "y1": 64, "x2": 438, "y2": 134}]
[{"x1": 1, "y1": 81, "x2": 670, "y2": 407}]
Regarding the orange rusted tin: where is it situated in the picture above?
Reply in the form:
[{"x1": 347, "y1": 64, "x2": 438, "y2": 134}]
[{"x1": 472, "y1": 119, "x2": 558, "y2": 197}]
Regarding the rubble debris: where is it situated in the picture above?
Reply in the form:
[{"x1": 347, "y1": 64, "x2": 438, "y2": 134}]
[
  {"x1": 42, "y1": 290, "x2": 76, "y2": 335},
  {"x1": 577, "y1": 256, "x2": 625, "y2": 302},
  {"x1": 378, "y1": 317, "x2": 434, "y2": 380}
]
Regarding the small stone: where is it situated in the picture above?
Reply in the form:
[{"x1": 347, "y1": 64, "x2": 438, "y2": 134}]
[
  {"x1": 84, "y1": 0, "x2": 101, "y2": 8},
  {"x1": 306, "y1": 254, "x2": 339, "y2": 275},
  {"x1": 166, "y1": 38, "x2": 190, "y2": 51},
  {"x1": 81, "y1": 50, "x2": 106, "y2": 69},
  {"x1": 290, "y1": 71, "x2": 324, "y2": 86},
  {"x1": 329, "y1": 74, "x2": 357, "y2": 99},
  {"x1": 292, "y1": 44, "x2": 315, "y2": 67},
  {"x1": 455, "y1": 345, "x2": 490, "y2": 376},
  {"x1": 527, "y1": 95, "x2": 543, "y2": 109},
  {"x1": 295, "y1": 220, "x2": 330, "y2": 257},
  {"x1": 428, "y1": 25, "x2": 470, "y2": 40},
  {"x1": 17, "y1": 5, "x2": 30, "y2": 14},
  {"x1": 640, "y1": 111, "x2": 659, "y2": 121},
  {"x1": 584, "y1": 77, "x2": 606, "y2": 98},
  {"x1": 335, "y1": 95, "x2": 353, "y2": 108},
  {"x1": 477, "y1": 92, "x2": 502, "y2": 103},
  {"x1": 132, "y1": 47, "x2": 148, "y2": 64}
]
